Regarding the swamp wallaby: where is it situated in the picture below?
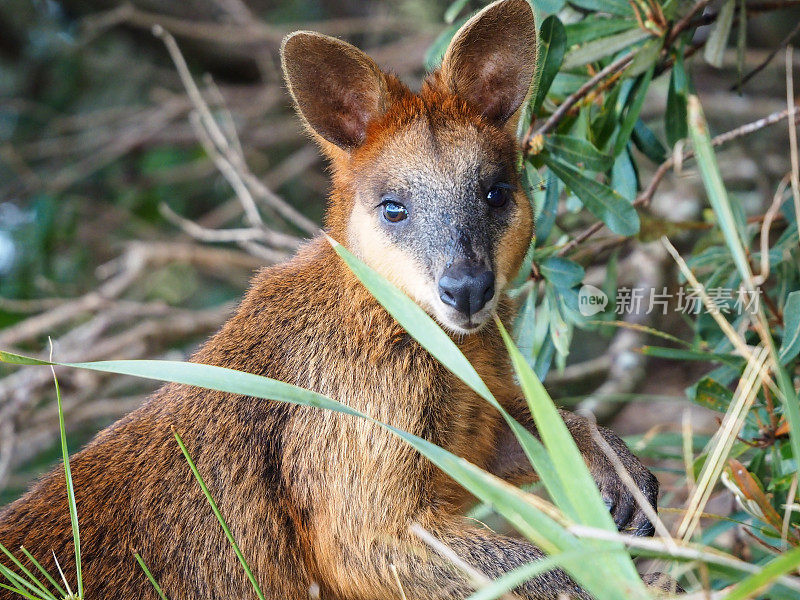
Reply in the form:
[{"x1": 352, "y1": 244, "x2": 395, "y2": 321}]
[{"x1": 0, "y1": 1, "x2": 663, "y2": 598}]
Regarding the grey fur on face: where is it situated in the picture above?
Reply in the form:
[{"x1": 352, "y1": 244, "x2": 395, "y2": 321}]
[{"x1": 350, "y1": 116, "x2": 518, "y2": 333}]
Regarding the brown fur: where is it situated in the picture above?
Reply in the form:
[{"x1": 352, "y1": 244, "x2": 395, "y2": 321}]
[{"x1": 0, "y1": 2, "x2": 662, "y2": 598}]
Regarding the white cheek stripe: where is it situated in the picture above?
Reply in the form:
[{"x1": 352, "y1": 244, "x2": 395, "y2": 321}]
[{"x1": 346, "y1": 201, "x2": 440, "y2": 313}]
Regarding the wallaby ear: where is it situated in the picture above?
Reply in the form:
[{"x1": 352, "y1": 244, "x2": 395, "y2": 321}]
[
  {"x1": 281, "y1": 31, "x2": 387, "y2": 150},
  {"x1": 440, "y1": 0, "x2": 537, "y2": 125}
]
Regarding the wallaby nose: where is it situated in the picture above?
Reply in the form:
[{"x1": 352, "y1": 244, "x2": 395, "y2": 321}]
[{"x1": 438, "y1": 263, "x2": 495, "y2": 317}]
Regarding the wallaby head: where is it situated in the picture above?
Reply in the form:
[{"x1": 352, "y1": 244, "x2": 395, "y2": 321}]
[{"x1": 281, "y1": 0, "x2": 537, "y2": 334}]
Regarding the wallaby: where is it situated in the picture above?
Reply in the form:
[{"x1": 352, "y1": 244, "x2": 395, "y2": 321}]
[{"x1": 0, "y1": 1, "x2": 664, "y2": 598}]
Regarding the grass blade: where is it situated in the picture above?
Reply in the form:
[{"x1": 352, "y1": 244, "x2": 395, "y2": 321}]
[
  {"x1": 133, "y1": 553, "x2": 169, "y2": 600},
  {"x1": 687, "y1": 94, "x2": 800, "y2": 478},
  {"x1": 2, "y1": 349, "x2": 639, "y2": 598},
  {"x1": 0, "y1": 545, "x2": 53, "y2": 600},
  {"x1": 0, "y1": 582, "x2": 45, "y2": 600},
  {"x1": 496, "y1": 318, "x2": 618, "y2": 530},
  {"x1": 173, "y1": 430, "x2": 266, "y2": 600},
  {"x1": 50, "y1": 365, "x2": 81, "y2": 599},
  {"x1": 687, "y1": 95, "x2": 752, "y2": 287},
  {"x1": 724, "y1": 545, "x2": 800, "y2": 600},
  {"x1": 327, "y1": 237, "x2": 579, "y2": 513},
  {"x1": 19, "y1": 548, "x2": 66, "y2": 599},
  {"x1": 0, "y1": 561, "x2": 48, "y2": 600}
]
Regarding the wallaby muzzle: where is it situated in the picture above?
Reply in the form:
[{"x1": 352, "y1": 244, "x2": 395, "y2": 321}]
[{"x1": 438, "y1": 261, "x2": 495, "y2": 317}]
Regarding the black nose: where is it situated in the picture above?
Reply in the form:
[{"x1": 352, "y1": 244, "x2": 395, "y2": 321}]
[{"x1": 438, "y1": 263, "x2": 495, "y2": 316}]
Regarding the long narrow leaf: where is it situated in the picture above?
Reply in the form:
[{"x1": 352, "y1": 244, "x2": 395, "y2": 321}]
[
  {"x1": 531, "y1": 16, "x2": 566, "y2": 114},
  {"x1": 18, "y1": 548, "x2": 66, "y2": 599},
  {"x1": 703, "y1": 0, "x2": 735, "y2": 67},
  {"x1": 174, "y1": 431, "x2": 266, "y2": 600},
  {"x1": 724, "y1": 545, "x2": 800, "y2": 600},
  {"x1": 52, "y1": 368, "x2": 81, "y2": 598},
  {"x1": 495, "y1": 319, "x2": 648, "y2": 596},
  {"x1": 0, "y1": 350, "x2": 597, "y2": 593},
  {"x1": 543, "y1": 153, "x2": 640, "y2": 236},
  {"x1": 134, "y1": 553, "x2": 169, "y2": 600},
  {"x1": 0, "y1": 545, "x2": 52, "y2": 600},
  {"x1": 328, "y1": 238, "x2": 579, "y2": 513}
]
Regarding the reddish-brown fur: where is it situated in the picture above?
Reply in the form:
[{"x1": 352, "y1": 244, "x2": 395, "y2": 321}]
[{"x1": 0, "y1": 2, "x2": 663, "y2": 598}]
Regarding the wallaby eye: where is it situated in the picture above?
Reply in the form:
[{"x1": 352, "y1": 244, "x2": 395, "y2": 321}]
[
  {"x1": 486, "y1": 184, "x2": 511, "y2": 208},
  {"x1": 381, "y1": 200, "x2": 408, "y2": 223}
]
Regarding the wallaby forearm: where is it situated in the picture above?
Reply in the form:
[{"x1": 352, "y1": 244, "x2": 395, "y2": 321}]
[
  {"x1": 489, "y1": 401, "x2": 658, "y2": 535},
  {"x1": 317, "y1": 521, "x2": 589, "y2": 600}
]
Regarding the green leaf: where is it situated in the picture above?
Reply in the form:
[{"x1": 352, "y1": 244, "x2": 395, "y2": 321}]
[
  {"x1": 52, "y1": 367, "x2": 82, "y2": 598},
  {"x1": 665, "y1": 52, "x2": 689, "y2": 146},
  {"x1": 531, "y1": 15, "x2": 567, "y2": 114},
  {"x1": 328, "y1": 238, "x2": 494, "y2": 403},
  {"x1": 134, "y1": 553, "x2": 169, "y2": 600},
  {"x1": 540, "y1": 257, "x2": 585, "y2": 289},
  {"x1": 567, "y1": 0, "x2": 633, "y2": 16},
  {"x1": 687, "y1": 95, "x2": 753, "y2": 286},
  {"x1": 704, "y1": 0, "x2": 735, "y2": 68},
  {"x1": 174, "y1": 430, "x2": 266, "y2": 600},
  {"x1": 0, "y1": 349, "x2": 643, "y2": 598},
  {"x1": 564, "y1": 16, "x2": 633, "y2": 46},
  {"x1": 329, "y1": 239, "x2": 592, "y2": 514},
  {"x1": 543, "y1": 135, "x2": 613, "y2": 171},
  {"x1": 19, "y1": 547, "x2": 67, "y2": 599},
  {"x1": 779, "y1": 290, "x2": 800, "y2": 364},
  {"x1": 692, "y1": 377, "x2": 734, "y2": 413},
  {"x1": 591, "y1": 85, "x2": 621, "y2": 148},
  {"x1": 465, "y1": 550, "x2": 586, "y2": 600},
  {"x1": 725, "y1": 545, "x2": 800, "y2": 600},
  {"x1": 495, "y1": 319, "x2": 648, "y2": 596},
  {"x1": 0, "y1": 544, "x2": 53, "y2": 600},
  {"x1": 611, "y1": 149, "x2": 637, "y2": 202},
  {"x1": 0, "y1": 580, "x2": 45, "y2": 600},
  {"x1": 533, "y1": 0, "x2": 567, "y2": 17},
  {"x1": 542, "y1": 153, "x2": 640, "y2": 236},
  {"x1": 562, "y1": 28, "x2": 650, "y2": 69},
  {"x1": 614, "y1": 66, "x2": 654, "y2": 156},
  {"x1": 628, "y1": 38, "x2": 661, "y2": 78},
  {"x1": 536, "y1": 168, "x2": 560, "y2": 245},
  {"x1": 641, "y1": 346, "x2": 743, "y2": 366},
  {"x1": 631, "y1": 120, "x2": 667, "y2": 163},
  {"x1": 533, "y1": 334, "x2": 556, "y2": 380},
  {"x1": 444, "y1": 0, "x2": 470, "y2": 23}
]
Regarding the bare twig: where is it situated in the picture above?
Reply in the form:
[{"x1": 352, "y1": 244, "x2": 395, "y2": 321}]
[
  {"x1": 734, "y1": 20, "x2": 800, "y2": 90},
  {"x1": 153, "y1": 25, "x2": 319, "y2": 237},
  {"x1": 754, "y1": 173, "x2": 791, "y2": 285},
  {"x1": 522, "y1": 53, "x2": 635, "y2": 151},
  {"x1": 159, "y1": 203, "x2": 298, "y2": 256},
  {"x1": 587, "y1": 423, "x2": 675, "y2": 543},
  {"x1": 409, "y1": 523, "x2": 519, "y2": 600}
]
